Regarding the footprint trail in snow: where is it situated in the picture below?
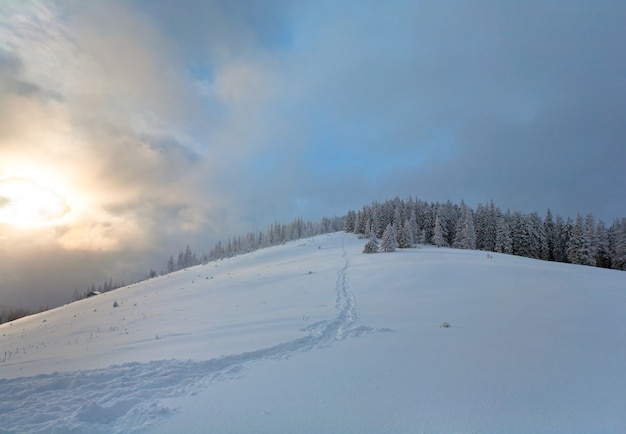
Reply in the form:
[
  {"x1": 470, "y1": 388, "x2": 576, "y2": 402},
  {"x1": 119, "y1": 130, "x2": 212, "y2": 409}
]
[{"x1": 0, "y1": 236, "x2": 388, "y2": 433}]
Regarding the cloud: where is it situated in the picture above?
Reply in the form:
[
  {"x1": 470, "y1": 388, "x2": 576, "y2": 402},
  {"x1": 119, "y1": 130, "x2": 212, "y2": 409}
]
[{"x1": 1, "y1": 0, "x2": 626, "y2": 309}]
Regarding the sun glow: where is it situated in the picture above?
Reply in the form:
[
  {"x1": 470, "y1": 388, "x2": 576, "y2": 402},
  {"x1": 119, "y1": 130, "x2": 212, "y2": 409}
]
[{"x1": 0, "y1": 178, "x2": 71, "y2": 226}]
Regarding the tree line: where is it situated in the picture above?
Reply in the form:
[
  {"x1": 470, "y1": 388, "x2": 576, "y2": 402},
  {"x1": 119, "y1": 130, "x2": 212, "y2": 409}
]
[
  {"x1": 71, "y1": 196, "x2": 625, "y2": 308},
  {"x1": 72, "y1": 277, "x2": 127, "y2": 301},
  {"x1": 347, "y1": 197, "x2": 626, "y2": 270},
  {"x1": 0, "y1": 306, "x2": 49, "y2": 325},
  {"x1": 162, "y1": 216, "x2": 345, "y2": 273},
  {"x1": 70, "y1": 216, "x2": 344, "y2": 304}
]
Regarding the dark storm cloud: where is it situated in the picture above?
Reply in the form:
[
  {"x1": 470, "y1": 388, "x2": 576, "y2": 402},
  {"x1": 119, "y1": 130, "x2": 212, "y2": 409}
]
[{"x1": 271, "y1": 0, "x2": 626, "y2": 221}]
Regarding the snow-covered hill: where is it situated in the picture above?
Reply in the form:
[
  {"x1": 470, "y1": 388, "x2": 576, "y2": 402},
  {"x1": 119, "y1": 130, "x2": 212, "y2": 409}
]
[{"x1": 1, "y1": 232, "x2": 625, "y2": 433}]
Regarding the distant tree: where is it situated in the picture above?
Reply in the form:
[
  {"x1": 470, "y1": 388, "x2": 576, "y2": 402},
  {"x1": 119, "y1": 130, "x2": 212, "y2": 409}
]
[
  {"x1": 363, "y1": 233, "x2": 379, "y2": 253},
  {"x1": 568, "y1": 213, "x2": 593, "y2": 265},
  {"x1": 544, "y1": 209, "x2": 556, "y2": 261},
  {"x1": 72, "y1": 289, "x2": 84, "y2": 301},
  {"x1": 355, "y1": 208, "x2": 369, "y2": 235},
  {"x1": 419, "y1": 228, "x2": 427, "y2": 244},
  {"x1": 420, "y1": 202, "x2": 435, "y2": 243},
  {"x1": 353, "y1": 212, "x2": 361, "y2": 236},
  {"x1": 102, "y1": 277, "x2": 114, "y2": 293},
  {"x1": 402, "y1": 219, "x2": 415, "y2": 247},
  {"x1": 432, "y1": 211, "x2": 447, "y2": 247},
  {"x1": 529, "y1": 212, "x2": 548, "y2": 259},
  {"x1": 477, "y1": 200, "x2": 499, "y2": 251},
  {"x1": 408, "y1": 209, "x2": 420, "y2": 244},
  {"x1": 167, "y1": 255, "x2": 175, "y2": 273},
  {"x1": 594, "y1": 220, "x2": 611, "y2": 268},
  {"x1": 380, "y1": 224, "x2": 398, "y2": 252},
  {"x1": 453, "y1": 203, "x2": 476, "y2": 250},
  {"x1": 393, "y1": 203, "x2": 404, "y2": 228},
  {"x1": 511, "y1": 211, "x2": 545, "y2": 259},
  {"x1": 584, "y1": 213, "x2": 597, "y2": 266},
  {"x1": 343, "y1": 210, "x2": 356, "y2": 233},
  {"x1": 555, "y1": 216, "x2": 573, "y2": 263},
  {"x1": 396, "y1": 221, "x2": 410, "y2": 248},
  {"x1": 609, "y1": 218, "x2": 626, "y2": 270},
  {"x1": 437, "y1": 201, "x2": 458, "y2": 246},
  {"x1": 183, "y1": 245, "x2": 193, "y2": 267},
  {"x1": 511, "y1": 211, "x2": 533, "y2": 257},
  {"x1": 371, "y1": 204, "x2": 384, "y2": 238},
  {"x1": 363, "y1": 218, "x2": 372, "y2": 239},
  {"x1": 380, "y1": 200, "x2": 395, "y2": 231},
  {"x1": 494, "y1": 214, "x2": 513, "y2": 254}
]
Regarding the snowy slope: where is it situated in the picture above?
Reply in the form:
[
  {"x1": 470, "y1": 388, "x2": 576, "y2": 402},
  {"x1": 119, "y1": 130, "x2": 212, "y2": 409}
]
[{"x1": 1, "y1": 232, "x2": 625, "y2": 433}]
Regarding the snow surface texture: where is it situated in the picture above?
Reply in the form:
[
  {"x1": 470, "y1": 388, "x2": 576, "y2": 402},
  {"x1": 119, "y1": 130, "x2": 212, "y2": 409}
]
[{"x1": 1, "y1": 233, "x2": 625, "y2": 433}]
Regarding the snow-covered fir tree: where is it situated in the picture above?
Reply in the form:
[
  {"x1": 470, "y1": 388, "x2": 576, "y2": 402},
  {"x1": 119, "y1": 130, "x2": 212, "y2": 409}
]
[
  {"x1": 453, "y1": 203, "x2": 476, "y2": 250},
  {"x1": 511, "y1": 212, "x2": 546, "y2": 259},
  {"x1": 594, "y1": 220, "x2": 611, "y2": 268},
  {"x1": 494, "y1": 214, "x2": 513, "y2": 254},
  {"x1": 609, "y1": 218, "x2": 626, "y2": 270},
  {"x1": 408, "y1": 209, "x2": 420, "y2": 244},
  {"x1": 557, "y1": 217, "x2": 573, "y2": 263},
  {"x1": 544, "y1": 209, "x2": 556, "y2": 261},
  {"x1": 432, "y1": 211, "x2": 447, "y2": 247},
  {"x1": 403, "y1": 219, "x2": 415, "y2": 247},
  {"x1": 380, "y1": 224, "x2": 398, "y2": 252},
  {"x1": 362, "y1": 232, "x2": 379, "y2": 253},
  {"x1": 567, "y1": 213, "x2": 593, "y2": 265},
  {"x1": 475, "y1": 201, "x2": 498, "y2": 251},
  {"x1": 584, "y1": 213, "x2": 597, "y2": 266},
  {"x1": 343, "y1": 210, "x2": 356, "y2": 233}
]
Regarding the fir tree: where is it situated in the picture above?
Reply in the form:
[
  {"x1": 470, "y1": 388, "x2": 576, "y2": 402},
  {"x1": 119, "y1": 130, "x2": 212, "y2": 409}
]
[
  {"x1": 584, "y1": 213, "x2": 597, "y2": 266},
  {"x1": 567, "y1": 213, "x2": 592, "y2": 265},
  {"x1": 363, "y1": 233, "x2": 379, "y2": 253},
  {"x1": 343, "y1": 210, "x2": 356, "y2": 233},
  {"x1": 380, "y1": 224, "x2": 398, "y2": 252},
  {"x1": 494, "y1": 215, "x2": 513, "y2": 254},
  {"x1": 557, "y1": 217, "x2": 573, "y2": 263},
  {"x1": 353, "y1": 212, "x2": 361, "y2": 236},
  {"x1": 408, "y1": 209, "x2": 420, "y2": 244},
  {"x1": 475, "y1": 201, "x2": 498, "y2": 251},
  {"x1": 403, "y1": 219, "x2": 415, "y2": 247},
  {"x1": 594, "y1": 220, "x2": 611, "y2": 268},
  {"x1": 432, "y1": 212, "x2": 447, "y2": 247},
  {"x1": 453, "y1": 204, "x2": 476, "y2": 250},
  {"x1": 544, "y1": 209, "x2": 556, "y2": 261},
  {"x1": 609, "y1": 218, "x2": 626, "y2": 270}
]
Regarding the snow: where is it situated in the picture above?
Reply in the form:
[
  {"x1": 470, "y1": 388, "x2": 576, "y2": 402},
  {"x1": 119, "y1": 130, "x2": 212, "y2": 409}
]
[{"x1": 1, "y1": 232, "x2": 625, "y2": 433}]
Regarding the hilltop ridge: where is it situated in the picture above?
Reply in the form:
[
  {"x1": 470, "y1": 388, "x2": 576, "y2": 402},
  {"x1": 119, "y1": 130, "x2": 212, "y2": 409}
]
[{"x1": 1, "y1": 232, "x2": 625, "y2": 433}]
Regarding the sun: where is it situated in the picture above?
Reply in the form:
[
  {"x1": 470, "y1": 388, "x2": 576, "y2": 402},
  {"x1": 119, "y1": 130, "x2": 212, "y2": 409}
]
[{"x1": 0, "y1": 177, "x2": 71, "y2": 226}]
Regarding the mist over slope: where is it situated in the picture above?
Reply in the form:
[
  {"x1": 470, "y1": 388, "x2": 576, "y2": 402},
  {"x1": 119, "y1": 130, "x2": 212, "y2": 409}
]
[{"x1": 1, "y1": 232, "x2": 625, "y2": 433}]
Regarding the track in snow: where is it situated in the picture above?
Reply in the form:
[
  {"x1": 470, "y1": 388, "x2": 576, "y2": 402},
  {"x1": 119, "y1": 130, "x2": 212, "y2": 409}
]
[{"x1": 0, "y1": 236, "x2": 390, "y2": 433}]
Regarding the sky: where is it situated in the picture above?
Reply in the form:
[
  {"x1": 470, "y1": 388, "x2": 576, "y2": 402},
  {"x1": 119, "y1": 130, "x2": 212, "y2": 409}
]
[{"x1": 1, "y1": 0, "x2": 625, "y2": 310}]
